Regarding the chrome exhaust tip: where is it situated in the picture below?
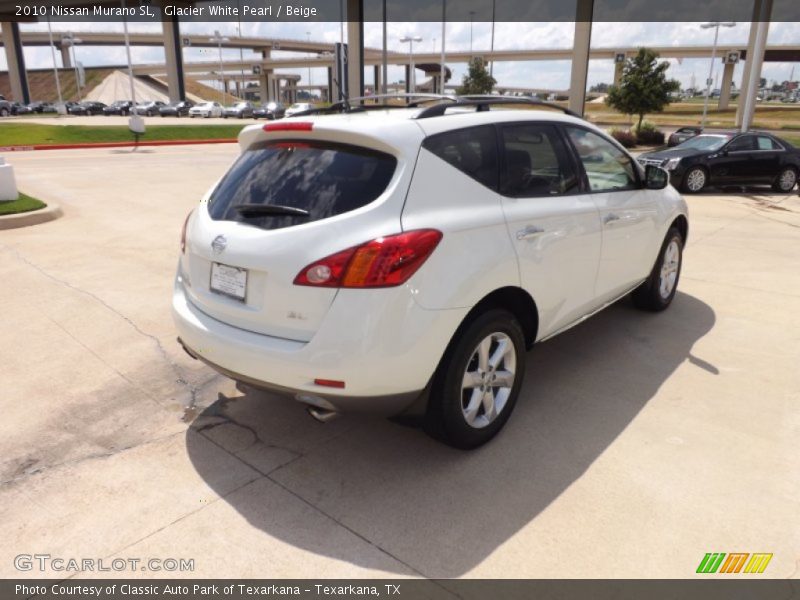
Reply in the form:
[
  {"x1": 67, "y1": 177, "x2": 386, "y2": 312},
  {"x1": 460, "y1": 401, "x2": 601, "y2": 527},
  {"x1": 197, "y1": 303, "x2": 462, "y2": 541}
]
[{"x1": 306, "y1": 406, "x2": 340, "y2": 423}]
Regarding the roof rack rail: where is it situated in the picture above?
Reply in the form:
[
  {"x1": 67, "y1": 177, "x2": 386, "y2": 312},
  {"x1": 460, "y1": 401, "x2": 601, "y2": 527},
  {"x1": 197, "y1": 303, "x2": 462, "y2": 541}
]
[
  {"x1": 290, "y1": 93, "x2": 458, "y2": 117},
  {"x1": 414, "y1": 95, "x2": 582, "y2": 119}
]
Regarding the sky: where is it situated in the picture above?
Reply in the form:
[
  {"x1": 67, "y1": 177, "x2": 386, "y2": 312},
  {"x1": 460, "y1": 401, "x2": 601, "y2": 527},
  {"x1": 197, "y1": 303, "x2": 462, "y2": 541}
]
[{"x1": 4, "y1": 20, "x2": 799, "y2": 93}]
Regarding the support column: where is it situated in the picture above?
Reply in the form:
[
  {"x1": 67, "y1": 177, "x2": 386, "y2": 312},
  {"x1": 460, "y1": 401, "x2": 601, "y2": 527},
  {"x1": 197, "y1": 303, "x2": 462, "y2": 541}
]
[
  {"x1": 405, "y1": 65, "x2": 411, "y2": 94},
  {"x1": 736, "y1": 0, "x2": 763, "y2": 128},
  {"x1": 568, "y1": 0, "x2": 594, "y2": 116},
  {"x1": 373, "y1": 65, "x2": 381, "y2": 95},
  {"x1": 613, "y1": 61, "x2": 624, "y2": 87},
  {"x1": 739, "y1": 0, "x2": 772, "y2": 131},
  {"x1": 718, "y1": 61, "x2": 735, "y2": 110},
  {"x1": 265, "y1": 72, "x2": 276, "y2": 102},
  {"x1": 1, "y1": 21, "x2": 30, "y2": 103},
  {"x1": 60, "y1": 45, "x2": 72, "y2": 68},
  {"x1": 162, "y1": 18, "x2": 185, "y2": 102},
  {"x1": 346, "y1": 0, "x2": 364, "y2": 100},
  {"x1": 327, "y1": 67, "x2": 335, "y2": 103}
]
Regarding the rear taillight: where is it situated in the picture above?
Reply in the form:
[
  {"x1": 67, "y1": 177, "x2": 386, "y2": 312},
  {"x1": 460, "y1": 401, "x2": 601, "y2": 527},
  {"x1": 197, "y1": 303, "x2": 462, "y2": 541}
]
[
  {"x1": 263, "y1": 122, "x2": 313, "y2": 132},
  {"x1": 294, "y1": 229, "x2": 443, "y2": 289},
  {"x1": 180, "y1": 210, "x2": 192, "y2": 254}
]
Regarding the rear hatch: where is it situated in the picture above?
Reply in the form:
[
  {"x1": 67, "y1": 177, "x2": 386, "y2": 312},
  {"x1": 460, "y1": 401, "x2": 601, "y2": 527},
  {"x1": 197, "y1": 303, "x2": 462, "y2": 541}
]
[{"x1": 181, "y1": 117, "x2": 421, "y2": 342}]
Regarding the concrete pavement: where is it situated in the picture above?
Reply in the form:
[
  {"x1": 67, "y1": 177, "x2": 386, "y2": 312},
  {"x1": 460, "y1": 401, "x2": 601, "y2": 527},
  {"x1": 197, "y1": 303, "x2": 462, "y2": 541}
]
[{"x1": 0, "y1": 145, "x2": 798, "y2": 579}]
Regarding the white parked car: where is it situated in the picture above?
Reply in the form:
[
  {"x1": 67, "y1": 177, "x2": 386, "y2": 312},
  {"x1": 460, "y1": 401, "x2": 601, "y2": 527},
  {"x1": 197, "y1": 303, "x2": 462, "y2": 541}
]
[
  {"x1": 189, "y1": 102, "x2": 223, "y2": 118},
  {"x1": 173, "y1": 97, "x2": 688, "y2": 448},
  {"x1": 284, "y1": 102, "x2": 314, "y2": 117}
]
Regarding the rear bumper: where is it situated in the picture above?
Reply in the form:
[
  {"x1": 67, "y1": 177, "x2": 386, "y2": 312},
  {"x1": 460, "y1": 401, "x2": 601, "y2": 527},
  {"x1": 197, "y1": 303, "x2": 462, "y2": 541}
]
[{"x1": 172, "y1": 274, "x2": 468, "y2": 416}]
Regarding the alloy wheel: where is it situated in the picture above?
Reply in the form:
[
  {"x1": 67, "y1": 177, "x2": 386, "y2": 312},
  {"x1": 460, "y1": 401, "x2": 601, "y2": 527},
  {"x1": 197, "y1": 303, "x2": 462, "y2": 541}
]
[
  {"x1": 686, "y1": 168, "x2": 706, "y2": 192},
  {"x1": 778, "y1": 169, "x2": 797, "y2": 191},
  {"x1": 659, "y1": 240, "x2": 681, "y2": 299},
  {"x1": 460, "y1": 332, "x2": 517, "y2": 429}
]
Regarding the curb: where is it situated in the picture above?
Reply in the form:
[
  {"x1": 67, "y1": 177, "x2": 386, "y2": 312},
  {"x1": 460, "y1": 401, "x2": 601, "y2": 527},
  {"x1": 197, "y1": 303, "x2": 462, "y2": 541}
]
[
  {"x1": 0, "y1": 139, "x2": 237, "y2": 152},
  {"x1": 0, "y1": 203, "x2": 63, "y2": 230}
]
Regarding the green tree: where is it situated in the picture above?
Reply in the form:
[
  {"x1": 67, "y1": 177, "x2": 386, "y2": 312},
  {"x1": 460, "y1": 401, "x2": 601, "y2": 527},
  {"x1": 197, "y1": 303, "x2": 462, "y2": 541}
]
[
  {"x1": 606, "y1": 48, "x2": 680, "y2": 132},
  {"x1": 456, "y1": 58, "x2": 497, "y2": 95}
]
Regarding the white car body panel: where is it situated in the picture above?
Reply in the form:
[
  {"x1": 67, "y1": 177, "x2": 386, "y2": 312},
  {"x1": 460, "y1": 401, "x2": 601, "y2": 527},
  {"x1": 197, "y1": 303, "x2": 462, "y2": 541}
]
[{"x1": 173, "y1": 105, "x2": 688, "y2": 413}]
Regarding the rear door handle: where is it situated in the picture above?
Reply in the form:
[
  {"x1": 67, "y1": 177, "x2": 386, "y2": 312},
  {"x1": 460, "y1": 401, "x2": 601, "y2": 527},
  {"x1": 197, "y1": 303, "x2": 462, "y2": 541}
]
[
  {"x1": 516, "y1": 225, "x2": 545, "y2": 240},
  {"x1": 603, "y1": 213, "x2": 621, "y2": 225}
]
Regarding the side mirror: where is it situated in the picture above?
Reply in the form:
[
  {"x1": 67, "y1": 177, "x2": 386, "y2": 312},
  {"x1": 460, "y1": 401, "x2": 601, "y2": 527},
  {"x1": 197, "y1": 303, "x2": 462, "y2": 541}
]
[{"x1": 645, "y1": 165, "x2": 669, "y2": 190}]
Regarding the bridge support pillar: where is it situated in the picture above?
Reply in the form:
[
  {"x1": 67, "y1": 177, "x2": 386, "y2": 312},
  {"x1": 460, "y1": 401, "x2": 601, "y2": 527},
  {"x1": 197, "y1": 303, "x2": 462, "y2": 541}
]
[
  {"x1": 1, "y1": 21, "x2": 30, "y2": 103},
  {"x1": 737, "y1": 0, "x2": 772, "y2": 131},
  {"x1": 613, "y1": 61, "x2": 623, "y2": 87},
  {"x1": 346, "y1": 0, "x2": 364, "y2": 99},
  {"x1": 568, "y1": 0, "x2": 593, "y2": 116},
  {"x1": 60, "y1": 45, "x2": 72, "y2": 68},
  {"x1": 373, "y1": 65, "x2": 381, "y2": 95},
  {"x1": 718, "y1": 61, "x2": 735, "y2": 110},
  {"x1": 162, "y1": 18, "x2": 185, "y2": 102}
]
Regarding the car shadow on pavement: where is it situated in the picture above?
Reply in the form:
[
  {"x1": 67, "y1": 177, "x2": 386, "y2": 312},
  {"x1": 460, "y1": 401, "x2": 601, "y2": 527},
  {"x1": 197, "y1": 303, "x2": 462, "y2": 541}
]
[{"x1": 185, "y1": 291, "x2": 715, "y2": 577}]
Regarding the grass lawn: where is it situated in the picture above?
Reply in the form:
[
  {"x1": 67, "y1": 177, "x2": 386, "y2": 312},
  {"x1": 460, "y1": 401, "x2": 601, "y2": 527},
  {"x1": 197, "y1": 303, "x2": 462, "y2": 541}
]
[
  {"x1": 0, "y1": 193, "x2": 46, "y2": 215},
  {"x1": 0, "y1": 123, "x2": 245, "y2": 146},
  {"x1": 583, "y1": 102, "x2": 800, "y2": 131}
]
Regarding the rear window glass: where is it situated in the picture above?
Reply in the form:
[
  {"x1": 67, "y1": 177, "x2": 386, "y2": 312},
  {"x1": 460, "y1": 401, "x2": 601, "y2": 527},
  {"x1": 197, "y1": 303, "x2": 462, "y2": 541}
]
[
  {"x1": 208, "y1": 140, "x2": 397, "y2": 230},
  {"x1": 422, "y1": 125, "x2": 498, "y2": 191}
]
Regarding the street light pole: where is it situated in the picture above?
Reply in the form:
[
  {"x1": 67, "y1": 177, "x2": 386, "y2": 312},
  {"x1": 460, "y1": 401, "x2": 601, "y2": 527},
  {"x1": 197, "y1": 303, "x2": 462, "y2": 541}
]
[
  {"x1": 441, "y1": 0, "x2": 446, "y2": 95},
  {"x1": 209, "y1": 30, "x2": 230, "y2": 105},
  {"x1": 490, "y1": 0, "x2": 496, "y2": 78},
  {"x1": 469, "y1": 11, "x2": 475, "y2": 55},
  {"x1": 700, "y1": 21, "x2": 736, "y2": 131},
  {"x1": 46, "y1": 17, "x2": 64, "y2": 112},
  {"x1": 382, "y1": 0, "x2": 388, "y2": 94},
  {"x1": 306, "y1": 31, "x2": 312, "y2": 94},
  {"x1": 400, "y1": 36, "x2": 422, "y2": 94},
  {"x1": 62, "y1": 33, "x2": 83, "y2": 103}
]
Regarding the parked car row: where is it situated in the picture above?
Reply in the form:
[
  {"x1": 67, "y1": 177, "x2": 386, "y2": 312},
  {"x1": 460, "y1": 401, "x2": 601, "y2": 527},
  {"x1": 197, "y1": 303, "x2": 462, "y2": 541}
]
[
  {"x1": 0, "y1": 96, "x2": 60, "y2": 116},
  {"x1": 0, "y1": 96, "x2": 308, "y2": 120}
]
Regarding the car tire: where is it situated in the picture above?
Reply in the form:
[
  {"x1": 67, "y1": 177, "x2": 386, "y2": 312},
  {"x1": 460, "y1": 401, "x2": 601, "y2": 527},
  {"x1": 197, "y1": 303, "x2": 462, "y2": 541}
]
[
  {"x1": 1, "y1": 108, "x2": 9, "y2": 117},
  {"x1": 772, "y1": 167, "x2": 797, "y2": 193},
  {"x1": 682, "y1": 166, "x2": 707, "y2": 193},
  {"x1": 632, "y1": 226, "x2": 684, "y2": 312},
  {"x1": 425, "y1": 309, "x2": 526, "y2": 450}
]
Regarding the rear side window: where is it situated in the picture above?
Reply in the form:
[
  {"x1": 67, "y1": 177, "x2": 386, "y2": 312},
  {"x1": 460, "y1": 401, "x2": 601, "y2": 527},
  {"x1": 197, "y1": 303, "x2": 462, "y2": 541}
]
[
  {"x1": 500, "y1": 123, "x2": 580, "y2": 197},
  {"x1": 422, "y1": 125, "x2": 498, "y2": 191},
  {"x1": 727, "y1": 135, "x2": 757, "y2": 152},
  {"x1": 757, "y1": 136, "x2": 781, "y2": 150},
  {"x1": 208, "y1": 140, "x2": 397, "y2": 230}
]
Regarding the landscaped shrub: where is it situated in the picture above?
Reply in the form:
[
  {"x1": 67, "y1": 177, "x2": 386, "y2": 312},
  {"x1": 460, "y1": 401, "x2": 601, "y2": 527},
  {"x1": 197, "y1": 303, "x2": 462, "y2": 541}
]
[
  {"x1": 610, "y1": 128, "x2": 637, "y2": 148},
  {"x1": 635, "y1": 122, "x2": 666, "y2": 145}
]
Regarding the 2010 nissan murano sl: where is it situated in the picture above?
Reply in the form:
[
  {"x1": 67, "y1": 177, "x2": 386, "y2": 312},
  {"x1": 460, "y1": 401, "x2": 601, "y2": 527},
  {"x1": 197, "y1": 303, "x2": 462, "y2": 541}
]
[{"x1": 173, "y1": 96, "x2": 689, "y2": 449}]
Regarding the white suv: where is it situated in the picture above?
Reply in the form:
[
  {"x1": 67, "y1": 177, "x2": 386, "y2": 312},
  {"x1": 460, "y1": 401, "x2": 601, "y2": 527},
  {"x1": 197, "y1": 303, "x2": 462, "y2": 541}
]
[{"x1": 173, "y1": 96, "x2": 688, "y2": 448}]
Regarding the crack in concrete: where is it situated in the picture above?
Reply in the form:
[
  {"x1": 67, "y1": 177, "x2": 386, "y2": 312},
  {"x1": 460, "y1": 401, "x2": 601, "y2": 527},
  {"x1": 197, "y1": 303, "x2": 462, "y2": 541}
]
[
  {"x1": 3, "y1": 244, "x2": 206, "y2": 410},
  {"x1": 0, "y1": 430, "x2": 185, "y2": 487},
  {"x1": 44, "y1": 313, "x2": 176, "y2": 413}
]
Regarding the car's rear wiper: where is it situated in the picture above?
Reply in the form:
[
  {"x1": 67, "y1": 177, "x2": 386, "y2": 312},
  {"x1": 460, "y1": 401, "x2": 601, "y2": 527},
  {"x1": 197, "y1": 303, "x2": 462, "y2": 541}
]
[{"x1": 233, "y1": 204, "x2": 310, "y2": 217}]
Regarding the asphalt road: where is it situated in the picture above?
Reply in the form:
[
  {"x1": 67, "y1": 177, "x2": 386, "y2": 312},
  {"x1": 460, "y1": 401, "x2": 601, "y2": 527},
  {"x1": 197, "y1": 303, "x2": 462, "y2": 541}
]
[{"x1": 1, "y1": 144, "x2": 798, "y2": 579}]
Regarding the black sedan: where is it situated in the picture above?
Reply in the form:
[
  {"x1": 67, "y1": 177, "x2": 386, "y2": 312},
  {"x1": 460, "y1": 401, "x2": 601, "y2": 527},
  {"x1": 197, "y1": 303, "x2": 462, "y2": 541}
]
[
  {"x1": 133, "y1": 101, "x2": 166, "y2": 116},
  {"x1": 69, "y1": 101, "x2": 107, "y2": 116},
  {"x1": 159, "y1": 100, "x2": 194, "y2": 117},
  {"x1": 253, "y1": 102, "x2": 285, "y2": 120},
  {"x1": 103, "y1": 100, "x2": 134, "y2": 116},
  {"x1": 638, "y1": 131, "x2": 800, "y2": 193},
  {"x1": 667, "y1": 126, "x2": 702, "y2": 147},
  {"x1": 11, "y1": 102, "x2": 33, "y2": 115}
]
